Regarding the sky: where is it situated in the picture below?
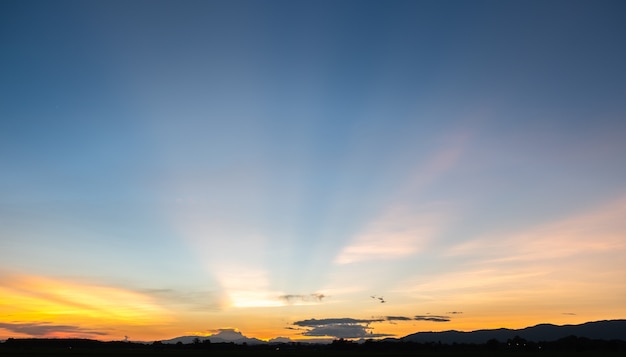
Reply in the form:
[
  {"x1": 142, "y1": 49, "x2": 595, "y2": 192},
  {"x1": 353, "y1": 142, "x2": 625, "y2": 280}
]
[{"x1": 1, "y1": 0, "x2": 625, "y2": 342}]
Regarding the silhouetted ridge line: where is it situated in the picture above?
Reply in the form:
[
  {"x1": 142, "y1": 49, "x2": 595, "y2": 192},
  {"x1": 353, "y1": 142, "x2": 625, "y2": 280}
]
[{"x1": 401, "y1": 319, "x2": 626, "y2": 344}]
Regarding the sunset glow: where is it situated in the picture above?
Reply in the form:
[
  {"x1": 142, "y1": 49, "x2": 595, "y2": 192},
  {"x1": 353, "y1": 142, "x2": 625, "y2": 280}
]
[
  {"x1": 0, "y1": 274, "x2": 171, "y2": 339},
  {"x1": 1, "y1": 0, "x2": 625, "y2": 343}
]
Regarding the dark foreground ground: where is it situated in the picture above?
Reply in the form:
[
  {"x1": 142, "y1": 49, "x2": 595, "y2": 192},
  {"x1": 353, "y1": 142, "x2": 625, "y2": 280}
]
[
  {"x1": 0, "y1": 347, "x2": 626, "y2": 357},
  {"x1": 1, "y1": 348, "x2": 626, "y2": 357},
  {"x1": 2, "y1": 338, "x2": 625, "y2": 357}
]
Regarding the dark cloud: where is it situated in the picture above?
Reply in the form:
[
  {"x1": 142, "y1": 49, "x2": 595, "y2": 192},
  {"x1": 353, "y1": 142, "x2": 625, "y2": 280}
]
[
  {"x1": 291, "y1": 313, "x2": 454, "y2": 339},
  {"x1": 385, "y1": 316, "x2": 412, "y2": 321},
  {"x1": 0, "y1": 322, "x2": 108, "y2": 337},
  {"x1": 447, "y1": 311, "x2": 463, "y2": 315},
  {"x1": 294, "y1": 318, "x2": 381, "y2": 327},
  {"x1": 562, "y1": 312, "x2": 577, "y2": 315},
  {"x1": 373, "y1": 315, "x2": 453, "y2": 323},
  {"x1": 303, "y1": 324, "x2": 392, "y2": 339},
  {"x1": 292, "y1": 317, "x2": 392, "y2": 339},
  {"x1": 414, "y1": 315, "x2": 450, "y2": 322},
  {"x1": 278, "y1": 293, "x2": 326, "y2": 304}
]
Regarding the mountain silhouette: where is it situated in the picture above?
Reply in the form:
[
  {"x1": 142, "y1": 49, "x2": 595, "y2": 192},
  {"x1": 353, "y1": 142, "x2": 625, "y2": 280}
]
[
  {"x1": 400, "y1": 319, "x2": 626, "y2": 344},
  {"x1": 162, "y1": 329, "x2": 265, "y2": 345}
]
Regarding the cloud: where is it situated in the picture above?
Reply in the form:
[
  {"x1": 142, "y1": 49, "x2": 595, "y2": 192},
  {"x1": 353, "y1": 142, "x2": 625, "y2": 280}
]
[
  {"x1": 382, "y1": 315, "x2": 452, "y2": 322},
  {"x1": 446, "y1": 195, "x2": 626, "y2": 264},
  {"x1": 278, "y1": 293, "x2": 326, "y2": 304},
  {"x1": 384, "y1": 316, "x2": 413, "y2": 321},
  {"x1": 335, "y1": 204, "x2": 446, "y2": 264},
  {"x1": 294, "y1": 318, "x2": 380, "y2": 327},
  {"x1": 414, "y1": 315, "x2": 450, "y2": 322},
  {"x1": 208, "y1": 328, "x2": 246, "y2": 341},
  {"x1": 447, "y1": 311, "x2": 463, "y2": 315},
  {"x1": 0, "y1": 322, "x2": 107, "y2": 338},
  {"x1": 292, "y1": 314, "x2": 453, "y2": 338},
  {"x1": 292, "y1": 317, "x2": 393, "y2": 339},
  {"x1": 379, "y1": 316, "x2": 413, "y2": 325},
  {"x1": 303, "y1": 324, "x2": 391, "y2": 338}
]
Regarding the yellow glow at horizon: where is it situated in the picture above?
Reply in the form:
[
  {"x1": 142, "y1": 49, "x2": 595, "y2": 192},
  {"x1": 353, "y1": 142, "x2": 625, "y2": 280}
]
[{"x1": 0, "y1": 274, "x2": 171, "y2": 337}]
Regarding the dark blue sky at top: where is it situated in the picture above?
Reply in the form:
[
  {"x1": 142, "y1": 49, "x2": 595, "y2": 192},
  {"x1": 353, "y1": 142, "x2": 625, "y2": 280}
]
[
  {"x1": 4, "y1": 0, "x2": 624, "y2": 152},
  {"x1": 1, "y1": 0, "x2": 625, "y2": 289}
]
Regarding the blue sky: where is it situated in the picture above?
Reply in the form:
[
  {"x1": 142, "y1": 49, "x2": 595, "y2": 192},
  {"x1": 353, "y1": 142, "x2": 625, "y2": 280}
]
[{"x1": 1, "y1": 0, "x2": 625, "y2": 341}]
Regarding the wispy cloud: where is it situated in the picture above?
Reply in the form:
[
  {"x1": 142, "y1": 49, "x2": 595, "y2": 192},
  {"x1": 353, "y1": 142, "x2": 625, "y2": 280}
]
[
  {"x1": 385, "y1": 316, "x2": 413, "y2": 321},
  {"x1": 399, "y1": 268, "x2": 546, "y2": 300},
  {"x1": 278, "y1": 293, "x2": 326, "y2": 305},
  {"x1": 335, "y1": 204, "x2": 446, "y2": 264},
  {"x1": 414, "y1": 315, "x2": 450, "y2": 322},
  {"x1": 446, "y1": 195, "x2": 626, "y2": 263},
  {"x1": 0, "y1": 322, "x2": 108, "y2": 338},
  {"x1": 294, "y1": 318, "x2": 381, "y2": 327}
]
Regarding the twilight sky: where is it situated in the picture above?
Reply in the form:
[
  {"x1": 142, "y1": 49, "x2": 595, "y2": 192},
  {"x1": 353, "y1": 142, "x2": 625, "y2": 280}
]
[{"x1": 1, "y1": 0, "x2": 625, "y2": 342}]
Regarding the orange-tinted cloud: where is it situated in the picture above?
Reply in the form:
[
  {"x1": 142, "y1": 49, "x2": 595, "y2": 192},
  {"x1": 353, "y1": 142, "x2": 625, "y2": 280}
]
[{"x1": 446, "y1": 195, "x2": 626, "y2": 263}]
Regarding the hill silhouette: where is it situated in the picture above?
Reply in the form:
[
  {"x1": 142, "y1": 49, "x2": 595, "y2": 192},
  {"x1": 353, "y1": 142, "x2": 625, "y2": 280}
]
[{"x1": 400, "y1": 319, "x2": 626, "y2": 344}]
